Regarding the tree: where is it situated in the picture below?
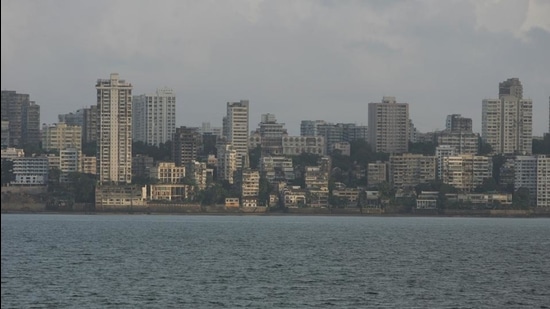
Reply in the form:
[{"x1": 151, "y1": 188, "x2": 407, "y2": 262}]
[
  {"x1": 1, "y1": 159, "x2": 15, "y2": 185},
  {"x1": 248, "y1": 146, "x2": 262, "y2": 169},
  {"x1": 533, "y1": 134, "x2": 550, "y2": 155},
  {"x1": 408, "y1": 141, "x2": 436, "y2": 155},
  {"x1": 67, "y1": 172, "x2": 97, "y2": 203},
  {"x1": 512, "y1": 187, "x2": 531, "y2": 209},
  {"x1": 478, "y1": 137, "x2": 493, "y2": 155}
]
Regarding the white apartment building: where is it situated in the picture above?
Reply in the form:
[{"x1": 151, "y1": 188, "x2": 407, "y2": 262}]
[
  {"x1": 514, "y1": 155, "x2": 538, "y2": 202},
  {"x1": 482, "y1": 78, "x2": 532, "y2": 155},
  {"x1": 187, "y1": 160, "x2": 209, "y2": 190},
  {"x1": 441, "y1": 155, "x2": 492, "y2": 192},
  {"x1": 12, "y1": 156, "x2": 49, "y2": 185},
  {"x1": 368, "y1": 96, "x2": 409, "y2": 154},
  {"x1": 59, "y1": 148, "x2": 80, "y2": 183},
  {"x1": 132, "y1": 87, "x2": 176, "y2": 146},
  {"x1": 224, "y1": 100, "x2": 249, "y2": 169},
  {"x1": 96, "y1": 73, "x2": 133, "y2": 184},
  {"x1": 41, "y1": 122, "x2": 82, "y2": 152}
]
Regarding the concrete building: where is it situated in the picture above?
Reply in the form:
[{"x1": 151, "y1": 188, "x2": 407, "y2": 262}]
[
  {"x1": 132, "y1": 155, "x2": 154, "y2": 179},
  {"x1": 282, "y1": 136, "x2": 325, "y2": 156},
  {"x1": 438, "y1": 115, "x2": 478, "y2": 154},
  {"x1": 441, "y1": 155, "x2": 492, "y2": 192},
  {"x1": 224, "y1": 100, "x2": 249, "y2": 169},
  {"x1": 1, "y1": 90, "x2": 40, "y2": 148},
  {"x1": 59, "y1": 148, "x2": 81, "y2": 183},
  {"x1": 172, "y1": 126, "x2": 202, "y2": 166},
  {"x1": 11, "y1": 156, "x2": 49, "y2": 185},
  {"x1": 132, "y1": 87, "x2": 176, "y2": 146},
  {"x1": 41, "y1": 123, "x2": 82, "y2": 152},
  {"x1": 435, "y1": 145, "x2": 458, "y2": 180},
  {"x1": 482, "y1": 78, "x2": 532, "y2": 155},
  {"x1": 81, "y1": 155, "x2": 97, "y2": 175},
  {"x1": 260, "y1": 156, "x2": 295, "y2": 186},
  {"x1": 240, "y1": 168, "x2": 260, "y2": 199},
  {"x1": 96, "y1": 73, "x2": 133, "y2": 184},
  {"x1": 253, "y1": 113, "x2": 287, "y2": 156},
  {"x1": 536, "y1": 156, "x2": 549, "y2": 208},
  {"x1": 58, "y1": 109, "x2": 85, "y2": 127},
  {"x1": 82, "y1": 105, "x2": 98, "y2": 144},
  {"x1": 186, "y1": 160, "x2": 209, "y2": 190},
  {"x1": 148, "y1": 162, "x2": 186, "y2": 184},
  {"x1": 367, "y1": 161, "x2": 388, "y2": 186},
  {"x1": 300, "y1": 120, "x2": 326, "y2": 136},
  {"x1": 368, "y1": 96, "x2": 409, "y2": 154},
  {"x1": 389, "y1": 154, "x2": 437, "y2": 189},
  {"x1": 2, "y1": 120, "x2": 10, "y2": 148},
  {"x1": 514, "y1": 155, "x2": 538, "y2": 204},
  {"x1": 1, "y1": 147, "x2": 24, "y2": 159},
  {"x1": 217, "y1": 143, "x2": 237, "y2": 184}
]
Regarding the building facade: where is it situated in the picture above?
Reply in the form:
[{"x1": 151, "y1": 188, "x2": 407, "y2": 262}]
[
  {"x1": 224, "y1": 100, "x2": 249, "y2": 169},
  {"x1": 482, "y1": 78, "x2": 532, "y2": 155},
  {"x1": 368, "y1": 96, "x2": 409, "y2": 154},
  {"x1": 96, "y1": 73, "x2": 133, "y2": 184},
  {"x1": 132, "y1": 87, "x2": 176, "y2": 146}
]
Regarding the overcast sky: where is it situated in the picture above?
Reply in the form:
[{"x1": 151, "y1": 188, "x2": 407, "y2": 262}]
[{"x1": 2, "y1": 0, "x2": 549, "y2": 135}]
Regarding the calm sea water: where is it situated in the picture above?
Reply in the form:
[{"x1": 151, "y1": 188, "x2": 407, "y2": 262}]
[{"x1": 2, "y1": 214, "x2": 549, "y2": 308}]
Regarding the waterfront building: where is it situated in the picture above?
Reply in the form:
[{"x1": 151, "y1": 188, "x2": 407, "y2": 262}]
[
  {"x1": 367, "y1": 161, "x2": 388, "y2": 186},
  {"x1": 389, "y1": 154, "x2": 436, "y2": 189},
  {"x1": 148, "y1": 162, "x2": 186, "y2": 184},
  {"x1": 441, "y1": 155, "x2": 492, "y2": 192},
  {"x1": 11, "y1": 156, "x2": 49, "y2": 185},
  {"x1": 172, "y1": 126, "x2": 202, "y2": 166},
  {"x1": 41, "y1": 123, "x2": 82, "y2": 152},
  {"x1": 1, "y1": 90, "x2": 40, "y2": 148}
]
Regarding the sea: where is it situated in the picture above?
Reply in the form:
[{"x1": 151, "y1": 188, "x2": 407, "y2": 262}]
[{"x1": 2, "y1": 214, "x2": 549, "y2": 308}]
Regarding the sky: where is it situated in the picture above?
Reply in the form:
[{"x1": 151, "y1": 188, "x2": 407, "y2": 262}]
[{"x1": 2, "y1": 0, "x2": 549, "y2": 136}]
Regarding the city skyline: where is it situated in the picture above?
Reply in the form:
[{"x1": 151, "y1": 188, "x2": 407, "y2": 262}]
[{"x1": 2, "y1": 0, "x2": 549, "y2": 135}]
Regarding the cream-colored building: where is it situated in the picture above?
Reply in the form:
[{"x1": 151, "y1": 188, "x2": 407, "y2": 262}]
[
  {"x1": 149, "y1": 162, "x2": 185, "y2": 184},
  {"x1": 368, "y1": 96, "x2": 409, "y2": 154},
  {"x1": 187, "y1": 160, "x2": 209, "y2": 190},
  {"x1": 390, "y1": 154, "x2": 436, "y2": 189},
  {"x1": 241, "y1": 168, "x2": 260, "y2": 198},
  {"x1": 217, "y1": 143, "x2": 237, "y2": 184},
  {"x1": 441, "y1": 155, "x2": 492, "y2": 192},
  {"x1": 482, "y1": 78, "x2": 532, "y2": 155},
  {"x1": 41, "y1": 122, "x2": 82, "y2": 152},
  {"x1": 81, "y1": 155, "x2": 97, "y2": 175},
  {"x1": 59, "y1": 148, "x2": 81, "y2": 183},
  {"x1": 97, "y1": 73, "x2": 133, "y2": 184},
  {"x1": 224, "y1": 100, "x2": 249, "y2": 169}
]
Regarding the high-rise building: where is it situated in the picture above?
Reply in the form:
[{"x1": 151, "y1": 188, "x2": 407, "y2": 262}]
[
  {"x1": 482, "y1": 78, "x2": 532, "y2": 155},
  {"x1": 441, "y1": 154, "x2": 492, "y2": 192},
  {"x1": 82, "y1": 105, "x2": 98, "y2": 144},
  {"x1": 224, "y1": 100, "x2": 249, "y2": 169},
  {"x1": 438, "y1": 114, "x2": 478, "y2": 154},
  {"x1": 132, "y1": 87, "x2": 176, "y2": 146},
  {"x1": 96, "y1": 73, "x2": 133, "y2": 184},
  {"x1": 368, "y1": 96, "x2": 409, "y2": 154},
  {"x1": 172, "y1": 126, "x2": 202, "y2": 166},
  {"x1": 1, "y1": 91, "x2": 40, "y2": 148}
]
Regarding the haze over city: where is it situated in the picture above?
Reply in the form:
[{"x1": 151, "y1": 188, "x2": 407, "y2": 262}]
[{"x1": 2, "y1": 0, "x2": 549, "y2": 135}]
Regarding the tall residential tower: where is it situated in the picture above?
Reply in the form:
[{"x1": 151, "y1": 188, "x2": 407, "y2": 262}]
[
  {"x1": 132, "y1": 87, "x2": 176, "y2": 146},
  {"x1": 368, "y1": 96, "x2": 409, "y2": 154},
  {"x1": 96, "y1": 73, "x2": 133, "y2": 184},
  {"x1": 482, "y1": 78, "x2": 532, "y2": 155}
]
